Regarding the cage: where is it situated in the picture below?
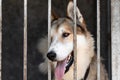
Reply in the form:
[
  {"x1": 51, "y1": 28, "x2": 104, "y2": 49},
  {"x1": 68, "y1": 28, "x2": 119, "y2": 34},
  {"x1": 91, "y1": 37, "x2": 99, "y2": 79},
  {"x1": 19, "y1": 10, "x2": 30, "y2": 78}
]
[{"x1": 0, "y1": 0, "x2": 120, "y2": 80}]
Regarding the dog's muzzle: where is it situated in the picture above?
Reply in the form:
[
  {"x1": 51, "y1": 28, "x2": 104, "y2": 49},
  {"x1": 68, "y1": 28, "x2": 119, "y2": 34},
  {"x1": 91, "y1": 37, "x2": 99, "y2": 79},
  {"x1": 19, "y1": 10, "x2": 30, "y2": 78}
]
[{"x1": 47, "y1": 50, "x2": 74, "y2": 80}]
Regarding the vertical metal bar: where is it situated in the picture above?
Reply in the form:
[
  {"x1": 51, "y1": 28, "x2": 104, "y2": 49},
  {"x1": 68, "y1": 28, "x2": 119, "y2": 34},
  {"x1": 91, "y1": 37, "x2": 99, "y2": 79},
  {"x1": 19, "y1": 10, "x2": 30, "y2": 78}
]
[
  {"x1": 107, "y1": 0, "x2": 112, "y2": 79},
  {"x1": 0, "y1": 0, "x2": 2, "y2": 79},
  {"x1": 24, "y1": 0, "x2": 27, "y2": 80},
  {"x1": 111, "y1": 0, "x2": 120, "y2": 80},
  {"x1": 73, "y1": 0, "x2": 77, "y2": 80},
  {"x1": 48, "y1": 0, "x2": 51, "y2": 80},
  {"x1": 97, "y1": 0, "x2": 101, "y2": 80}
]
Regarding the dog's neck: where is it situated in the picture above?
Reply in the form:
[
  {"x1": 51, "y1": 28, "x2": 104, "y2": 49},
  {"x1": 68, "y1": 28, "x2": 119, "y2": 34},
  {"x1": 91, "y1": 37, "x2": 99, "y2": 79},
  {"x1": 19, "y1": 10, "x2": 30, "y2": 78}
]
[
  {"x1": 63, "y1": 34, "x2": 95, "y2": 80},
  {"x1": 76, "y1": 35, "x2": 94, "y2": 79},
  {"x1": 76, "y1": 47, "x2": 93, "y2": 79}
]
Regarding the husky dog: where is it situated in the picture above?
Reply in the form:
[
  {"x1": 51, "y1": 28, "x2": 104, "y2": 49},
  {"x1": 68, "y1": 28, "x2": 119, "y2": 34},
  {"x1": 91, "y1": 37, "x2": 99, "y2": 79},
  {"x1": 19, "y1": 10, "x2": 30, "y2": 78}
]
[{"x1": 38, "y1": 1, "x2": 108, "y2": 80}]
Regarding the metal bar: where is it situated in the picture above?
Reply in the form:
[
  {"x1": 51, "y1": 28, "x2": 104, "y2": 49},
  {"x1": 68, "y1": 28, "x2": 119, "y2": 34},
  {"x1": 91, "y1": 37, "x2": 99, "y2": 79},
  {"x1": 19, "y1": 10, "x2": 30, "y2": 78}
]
[
  {"x1": 24, "y1": 0, "x2": 27, "y2": 80},
  {"x1": 111, "y1": 0, "x2": 120, "y2": 80},
  {"x1": 107, "y1": 0, "x2": 112, "y2": 79},
  {"x1": 0, "y1": 0, "x2": 2, "y2": 79},
  {"x1": 73, "y1": 0, "x2": 77, "y2": 80},
  {"x1": 48, "y1": 0, "x2": 51, "y2": 80},
  {"x1": 97, "y1": 0, "x2": 101, "y2": 80}
]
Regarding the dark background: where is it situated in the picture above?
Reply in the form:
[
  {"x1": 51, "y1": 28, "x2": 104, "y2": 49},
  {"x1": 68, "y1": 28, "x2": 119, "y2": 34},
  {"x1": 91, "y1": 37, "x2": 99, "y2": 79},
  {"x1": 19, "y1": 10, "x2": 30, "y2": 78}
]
[{"x1": 2, "y1": 0, "x2": 111, "y2": 80}]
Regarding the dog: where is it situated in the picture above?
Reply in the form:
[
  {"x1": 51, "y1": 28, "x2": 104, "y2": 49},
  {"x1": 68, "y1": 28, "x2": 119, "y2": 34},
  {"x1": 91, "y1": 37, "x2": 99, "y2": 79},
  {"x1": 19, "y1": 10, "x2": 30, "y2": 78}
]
[{"x1": 38, "y1": 1, "x2": 108, "y2": 80}]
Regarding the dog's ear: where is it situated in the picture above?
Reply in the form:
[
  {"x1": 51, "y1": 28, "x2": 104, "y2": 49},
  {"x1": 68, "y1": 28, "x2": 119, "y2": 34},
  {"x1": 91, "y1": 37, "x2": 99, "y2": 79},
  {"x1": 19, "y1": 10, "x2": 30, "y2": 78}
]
[
  {"x1": 51, "y1": 10, "x2": 58, "y2": 21},
  {"x1": 67, "y1": 1, "x2": 85, "y2": 24}
]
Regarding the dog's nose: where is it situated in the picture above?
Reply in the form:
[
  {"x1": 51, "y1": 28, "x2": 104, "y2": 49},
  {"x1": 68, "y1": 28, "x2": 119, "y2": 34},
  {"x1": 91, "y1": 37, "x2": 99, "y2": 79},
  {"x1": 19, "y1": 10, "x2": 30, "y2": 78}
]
[{"x1": 47, "y1": 51, "x2": 56, "y2": 61}]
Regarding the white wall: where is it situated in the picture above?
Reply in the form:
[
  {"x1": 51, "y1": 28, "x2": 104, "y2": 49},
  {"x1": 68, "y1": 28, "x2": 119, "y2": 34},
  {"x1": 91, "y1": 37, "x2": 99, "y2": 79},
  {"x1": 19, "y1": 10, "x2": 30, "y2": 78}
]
[{"x1": 111, "y1": 0, "x2": 120, "y2": 80}]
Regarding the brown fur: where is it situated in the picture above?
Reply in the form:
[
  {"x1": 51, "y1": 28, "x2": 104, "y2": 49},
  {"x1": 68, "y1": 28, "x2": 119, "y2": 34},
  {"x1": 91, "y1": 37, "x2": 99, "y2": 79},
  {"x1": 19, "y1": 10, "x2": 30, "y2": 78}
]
[
  {"x1": 38, "y1": 1, "x2": 108, "y2": 80},
  {"x1": 38, "y1": 36, "x2": 108, "y2": 80}
]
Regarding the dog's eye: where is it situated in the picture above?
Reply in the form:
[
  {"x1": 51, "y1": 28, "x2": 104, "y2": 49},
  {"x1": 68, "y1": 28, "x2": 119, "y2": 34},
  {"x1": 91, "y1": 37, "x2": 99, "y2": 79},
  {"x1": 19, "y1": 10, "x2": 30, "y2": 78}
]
[{"x1": 62, "y1": 33, "x2": 70, "y2": 37}]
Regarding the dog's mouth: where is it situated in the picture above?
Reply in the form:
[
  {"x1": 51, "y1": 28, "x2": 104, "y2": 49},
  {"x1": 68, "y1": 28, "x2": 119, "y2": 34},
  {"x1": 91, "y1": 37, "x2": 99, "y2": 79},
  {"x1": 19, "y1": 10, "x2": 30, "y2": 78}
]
[{"x1": 55, "y1": 51, "x2": 74, "y2": 80}]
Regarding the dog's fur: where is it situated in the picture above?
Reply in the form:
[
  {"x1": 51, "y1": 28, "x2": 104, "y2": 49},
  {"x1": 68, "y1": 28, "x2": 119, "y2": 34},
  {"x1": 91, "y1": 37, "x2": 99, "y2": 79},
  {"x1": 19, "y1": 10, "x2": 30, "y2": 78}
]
[{"x1": 38, "y1": 1, "x2": 108, "y2": 80}]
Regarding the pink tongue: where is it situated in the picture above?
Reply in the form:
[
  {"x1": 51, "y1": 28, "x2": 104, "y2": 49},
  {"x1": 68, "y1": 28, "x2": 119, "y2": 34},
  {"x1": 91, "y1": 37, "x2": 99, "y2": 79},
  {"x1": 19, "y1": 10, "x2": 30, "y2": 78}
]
[{"x1": 55, "y1": 60, "x2": 66, "y2": 80}]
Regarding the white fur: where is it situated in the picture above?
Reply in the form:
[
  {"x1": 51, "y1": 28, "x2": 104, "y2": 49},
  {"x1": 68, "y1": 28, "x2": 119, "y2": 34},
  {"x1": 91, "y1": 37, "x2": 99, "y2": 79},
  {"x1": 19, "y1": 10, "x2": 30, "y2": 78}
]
[
  {"x1": 64, "y1": 35, "x2": 93, "y2": 80},
  {"x1": 76, "y1": 35, "x2": 92, "y2": 79},
  {"x1": 48, "y1": 27, "x2": 73, "y2": 61},
  {"x1": 38, "y1": 59, "x2": 48, "y2": 74},
  {"x1": 48, "y1": 41, "x2": 73, "y2": 61},
  {"x1": 37, "y1": 36, "x2": 48, "y2": 58},
  {"x1": 37, "y1": 1, "x2": 108, "y2": 79},
  {"x1": 49, "y1": 31, "x2": 91, "y2": 79},
  {"x1": 37, "y1": 37, "x2": 48, "y2": 74},
  {"x1": 38, "y1": 1, "x2": 92, "y2": 78},
  {"x1": 49, "y1": 27, "x2": 91, "y2": 79}
]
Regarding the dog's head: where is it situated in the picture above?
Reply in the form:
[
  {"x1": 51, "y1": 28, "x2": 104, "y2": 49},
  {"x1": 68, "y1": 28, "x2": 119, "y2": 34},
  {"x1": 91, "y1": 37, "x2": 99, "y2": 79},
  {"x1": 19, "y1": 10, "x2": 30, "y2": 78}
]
[
  {"x1": 47, "y1": 1, "x2": 87, "y2": 61},
  {"x1": 47, "y1": 1, "x2": 88, "y2": 79}
]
